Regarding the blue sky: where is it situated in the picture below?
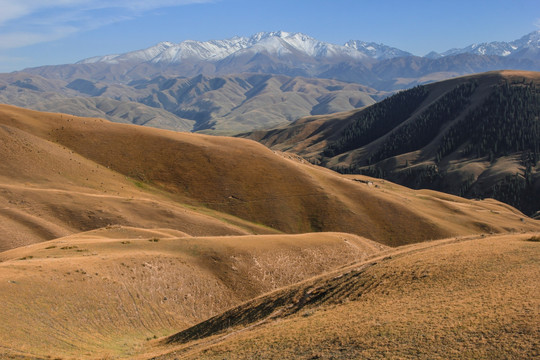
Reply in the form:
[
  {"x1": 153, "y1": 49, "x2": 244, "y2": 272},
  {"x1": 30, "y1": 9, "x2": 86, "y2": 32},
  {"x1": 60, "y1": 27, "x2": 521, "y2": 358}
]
[{"x1": 0, "y1": 0, "x2": 539, "y2": 72}]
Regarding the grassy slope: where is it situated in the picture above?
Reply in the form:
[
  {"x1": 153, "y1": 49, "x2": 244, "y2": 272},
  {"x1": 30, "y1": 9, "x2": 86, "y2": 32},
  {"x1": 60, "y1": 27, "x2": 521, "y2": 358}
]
[
  {"x1": 239, "y1": 108, "x2": 361, "y2": 159},
  {"x1": 243, "y1": 71, "x2": 540, "y2": 163},
  {"x1": 241, "y1": 71, "x2": 540, "y2": 216},
  {"x1": 151, "y1": 233, "x2": 540, "y2": 360},
  {"x1": 0, "y1": 105, "x2": 539, "y2": 359},
  {"x1": 0, "y1": 113, "x2": 279, "y2": 251},
  {"x1": 1, "y1": 104, "x2": 539, "y2": 249},
  {"x1": 0, "y1": 229, "x2": 385, "y2": 359}
]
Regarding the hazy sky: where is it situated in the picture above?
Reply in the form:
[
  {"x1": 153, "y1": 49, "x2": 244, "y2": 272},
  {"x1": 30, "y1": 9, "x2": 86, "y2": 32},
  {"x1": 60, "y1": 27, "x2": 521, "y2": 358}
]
[{"x1": 0, "y1": 0, "x2": 539, "y2": 72}]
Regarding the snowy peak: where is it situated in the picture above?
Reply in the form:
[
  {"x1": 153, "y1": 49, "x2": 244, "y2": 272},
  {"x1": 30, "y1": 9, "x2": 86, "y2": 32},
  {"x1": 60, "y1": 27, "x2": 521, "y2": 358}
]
[
  {"x1": 442, "y1": 42, "x2": 517, "y2": 57},
  {"x1": 440, "y1": 30, "x2": 540, "y2": 58},
  {"x1": 78, "y1": 39, "x2": 246, "y2": 64},
  {"x1": 239, "y1": 31, "x2": 367, "y2": 59},
  {"x1": 150, "y1": 37, "x2": 250, "y2": 63},
  {"x1": 248, "y1": 31, "x2": 293, "y2": 42},
  {"x1": 76, "y1": 30, "x2": 540, "y2": 66},
  {"x1": 518, "y1": 29, "x2": 540, "y2": 46},
  {"x1": 77, "y1": 31, "x2": 370, "y2": 65},
  {"x1": 78, "y1": 41, "x2": 176, "y2": 64},
  {"x1": 344, "y1": 40, "x2": 412, "y2": 59}
]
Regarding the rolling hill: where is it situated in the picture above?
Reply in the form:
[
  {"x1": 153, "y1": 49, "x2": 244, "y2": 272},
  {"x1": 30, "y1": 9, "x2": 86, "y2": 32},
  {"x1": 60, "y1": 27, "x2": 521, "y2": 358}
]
[
  {"x1": 0, "y1": 72, "x2": 379, "y2": 134},
  {"x1": 0, "y1": 229, "x2": 385, "y2": 359},
  {"x1": 151, "y1": 232, "x2": 540, "y2": 360},
  {"x1": 241, "y1": 70, "x2": 540, "y2": 217},
  {"x1": 1, "y1": 104, "x2": 538, "y2": 250},
  {"x1": 0, "y1": 104, "x2": 539, "y2": 359}
]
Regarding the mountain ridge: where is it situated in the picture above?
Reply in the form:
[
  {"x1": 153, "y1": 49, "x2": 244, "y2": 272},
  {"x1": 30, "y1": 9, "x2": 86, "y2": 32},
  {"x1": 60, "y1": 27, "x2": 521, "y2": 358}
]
[
  {"x1": 0, "y1": 72, "x2": 380, "y2": 133},
  {"x1": 240, "y1": 70, "x2": 540, "y2": 216},
  {"x1": 429, "y1": 30, "x2": 540, "y2": 59},
  {"x1": 76, "y1": 30, "x2": 540, "y2": 65},
  {"x1": 20, "y1": 30, "x2": 540, "y2": 92},
  {"x1": 2, "y1": 31, "x2": 539, "y2": 135}
]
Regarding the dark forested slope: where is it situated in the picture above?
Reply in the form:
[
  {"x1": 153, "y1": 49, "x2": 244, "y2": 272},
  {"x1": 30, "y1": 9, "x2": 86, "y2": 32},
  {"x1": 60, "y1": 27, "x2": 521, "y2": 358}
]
[{"x1": 241, "y1": 71, "x2": 540, "y2": 216}]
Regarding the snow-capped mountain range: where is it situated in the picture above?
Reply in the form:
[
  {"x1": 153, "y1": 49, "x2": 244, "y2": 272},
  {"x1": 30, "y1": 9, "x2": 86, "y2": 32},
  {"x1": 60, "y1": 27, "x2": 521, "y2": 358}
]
[
  {"x1": 78, "y1": 30, "x2": 540, "y2": 65},
  {"x1": 426, "y1": 31, "x2": 540, "y2": 59},
  {"x1": 19, "y1": 29, "x2": 540, "y2": 94},
  {"x1": 78, "y1": 31, "x2": 399, "y2": 64},
  {"x1": 344, "y1": 40, "x2": 413, "y2": 59},
  {"x1": 4, "y1": 30, "x2": 540, "y2": 137}
]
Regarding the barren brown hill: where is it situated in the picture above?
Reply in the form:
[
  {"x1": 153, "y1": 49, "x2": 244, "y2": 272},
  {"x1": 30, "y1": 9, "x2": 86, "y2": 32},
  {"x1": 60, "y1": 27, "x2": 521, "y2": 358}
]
[
  {"x1": 0, "y1": 229, "x2": 385, "y2": 359},
  {"x1": 0, "y1": 110, "x2": 278, "y2": 251},
  {"x1": 0, "y1": 72, "x2": 380, "y2": 134},
  {"x1": 241, "y1": 70, "x2": 540, "y2": 216},
  {"x1": 0, "y1": 72, "x2": 196, "y2": 132},
  {"x1": 149, "y1": 232, "x2": 540, "y2": 360},
  {"x1": 1, "y1": 104, "x2": 539, "y2": 249}
]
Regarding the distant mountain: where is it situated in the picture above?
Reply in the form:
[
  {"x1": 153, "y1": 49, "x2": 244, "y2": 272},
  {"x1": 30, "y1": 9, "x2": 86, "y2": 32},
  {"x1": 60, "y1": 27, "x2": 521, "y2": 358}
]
[
  {"x1": 3, "y1": 31, "x2": 539, "y2": 133},
  {"x1": 76, "y1": 30, "x2": 540, "y2": 66},
  {"x1": 21, "y1": 31, "x2": 540, "y2": 92},
  {"x1": 240, "y1": 70, "x2": 540, "y2": 216},
  {"x1": 344, "y1": 40, "x2": 413, "y2": 59},
  {"x1": 79, "y1": 31, "x2": 368, "y2": 66},
  {"x1": 427, "y1": 30, "x2": 540, "y2": 59},
  {"x1": 0, "y1": 72, "x2": 380, "y2": 133}
]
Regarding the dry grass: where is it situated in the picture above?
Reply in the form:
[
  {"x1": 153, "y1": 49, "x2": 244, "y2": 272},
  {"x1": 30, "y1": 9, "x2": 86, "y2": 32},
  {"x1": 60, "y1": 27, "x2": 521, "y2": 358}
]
[
  {"x1": 0, "y1": 229, "x2": 385, "y2": 359},
  {"x1": 0, "y1": 104, "x2": 538, "y2": 251},
  {"x1": 151, "y1": 233, "x2": 540, "y2": 360},
  {"x1": 0, "y1": 104, "x2": 539, "y2": 359}
]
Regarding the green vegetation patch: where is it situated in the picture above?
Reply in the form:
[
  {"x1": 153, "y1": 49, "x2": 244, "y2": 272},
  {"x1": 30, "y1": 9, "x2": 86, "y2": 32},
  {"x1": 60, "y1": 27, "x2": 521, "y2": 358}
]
[
  {"x1": 437, "y1": 80, "x2": 540, "y2": 162},
  {"x1": 370, "y1": 81, "x2": 478, "y2": 164}
]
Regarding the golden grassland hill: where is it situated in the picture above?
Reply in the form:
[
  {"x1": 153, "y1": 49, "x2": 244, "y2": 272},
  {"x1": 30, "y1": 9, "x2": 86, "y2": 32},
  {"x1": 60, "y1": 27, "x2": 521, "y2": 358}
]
[
  {"x1": 1, "y1": 104, "x2": 540, "y2": 250},
  {"x1": 0, "y1": 105, "x2": 539, "y2": 360},
  {"x1": 0, "y1": 114, "x2": 279, "y2": 251},
  {"x1": 0, "y1": 228, "x2": 385, "y2": 359},
  {"x1": 240, "y1": 70, "x2": 540, "y2": 216},
  {"x1": 147, "y1": 233, "x2": 540, "y2": 360}
]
